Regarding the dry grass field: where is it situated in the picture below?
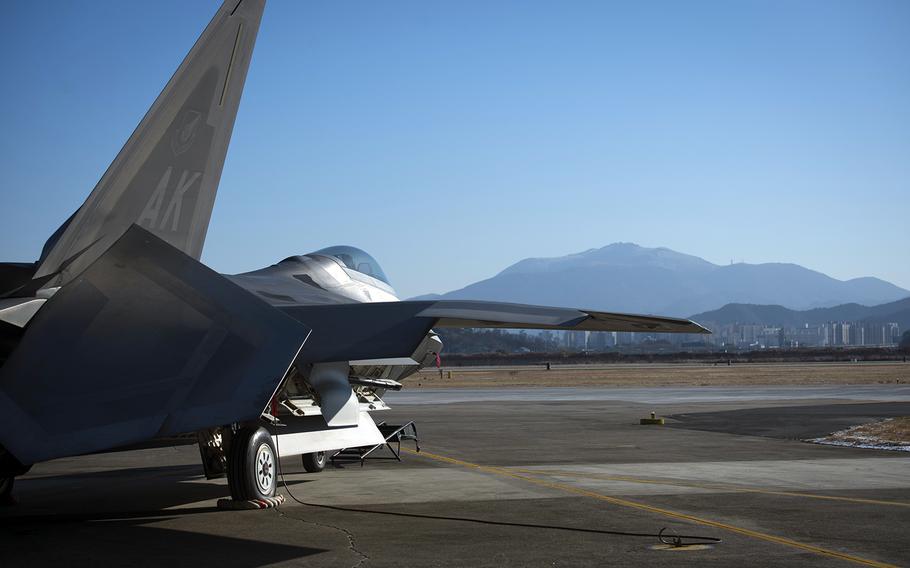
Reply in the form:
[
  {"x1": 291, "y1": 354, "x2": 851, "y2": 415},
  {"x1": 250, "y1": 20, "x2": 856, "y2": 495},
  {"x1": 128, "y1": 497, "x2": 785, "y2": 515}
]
[
  {"x1": 408, "y1": 361, "x2": 910, "y2": 388},
  {"x1": 810, "y1": 416, "x2": 910, "y2": 449}
]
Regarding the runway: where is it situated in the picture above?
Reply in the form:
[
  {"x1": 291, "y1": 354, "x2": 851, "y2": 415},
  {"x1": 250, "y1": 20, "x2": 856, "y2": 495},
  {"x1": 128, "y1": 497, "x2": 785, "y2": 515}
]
[
  {"x1": 387, "y1": 384, "x2": 910, "y2": 404},
  {"x1": 2, "y1": 386, "x2": 909, "y2": 567}
]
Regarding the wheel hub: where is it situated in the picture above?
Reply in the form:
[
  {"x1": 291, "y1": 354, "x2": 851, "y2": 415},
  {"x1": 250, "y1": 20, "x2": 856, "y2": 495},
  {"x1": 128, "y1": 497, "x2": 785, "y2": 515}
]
[{"x1": 255, "y1": 443, "x2": 274, "y2": 493}]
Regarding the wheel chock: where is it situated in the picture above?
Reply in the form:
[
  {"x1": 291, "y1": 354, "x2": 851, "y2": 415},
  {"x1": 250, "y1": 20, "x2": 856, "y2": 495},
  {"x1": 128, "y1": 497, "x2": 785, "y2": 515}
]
[{"x1": 217, "y1": 494, "x2": 285, "y2": 510}]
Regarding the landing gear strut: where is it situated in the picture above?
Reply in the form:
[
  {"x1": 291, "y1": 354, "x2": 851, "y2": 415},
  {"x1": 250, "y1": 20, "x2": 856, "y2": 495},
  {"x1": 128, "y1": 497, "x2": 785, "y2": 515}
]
[
  {"x1": 227, "y1": 426, "x2": 277, "y2": 501},
  {"x1": 0, "y1": 476, "x2": 13, "y2": 505},
  {"x1": 0, "y1": 445, "x2": 27, "y2": 506}
]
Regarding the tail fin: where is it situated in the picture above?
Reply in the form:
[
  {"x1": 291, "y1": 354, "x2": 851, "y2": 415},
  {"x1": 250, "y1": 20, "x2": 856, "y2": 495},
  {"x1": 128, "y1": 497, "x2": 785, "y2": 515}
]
[{"x1": 35, "y1": 0, "x2": 265, "y2": 287}]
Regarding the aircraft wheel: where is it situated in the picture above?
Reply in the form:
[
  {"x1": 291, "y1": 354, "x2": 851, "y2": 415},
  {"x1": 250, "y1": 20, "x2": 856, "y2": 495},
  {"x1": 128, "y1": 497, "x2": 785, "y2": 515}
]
[
  {"x1": 227, "y1": 426, "x2": 277, "y2": 501},
  {"x1": 302, "y1": 451, "x2": 326, "y2": 473},
  {"x1": 0, "y1": 476, "x2": 13, "y2": 505}
]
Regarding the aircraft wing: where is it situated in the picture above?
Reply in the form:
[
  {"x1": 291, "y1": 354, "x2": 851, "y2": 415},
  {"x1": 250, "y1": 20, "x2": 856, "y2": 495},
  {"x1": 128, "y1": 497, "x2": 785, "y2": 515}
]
[
  {"x1": 279, "y1": 300, "x2": 708, "y2": 364},
  {"x1": 416, "y1": 301, "x2": 709, "y2": 333}
]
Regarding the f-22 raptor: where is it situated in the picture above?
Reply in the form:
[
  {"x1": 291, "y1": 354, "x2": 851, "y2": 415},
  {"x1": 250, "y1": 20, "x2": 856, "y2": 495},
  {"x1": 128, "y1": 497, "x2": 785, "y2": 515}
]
[{"x1": 0, "y1": 0, "x2": 707, "y2": 503}]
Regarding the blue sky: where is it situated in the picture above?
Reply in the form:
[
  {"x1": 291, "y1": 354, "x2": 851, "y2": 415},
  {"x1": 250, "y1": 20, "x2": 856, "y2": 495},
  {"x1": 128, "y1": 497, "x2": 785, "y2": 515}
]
[{"x1": 2, "y1": 0, "x2": 908, "y2": 299}]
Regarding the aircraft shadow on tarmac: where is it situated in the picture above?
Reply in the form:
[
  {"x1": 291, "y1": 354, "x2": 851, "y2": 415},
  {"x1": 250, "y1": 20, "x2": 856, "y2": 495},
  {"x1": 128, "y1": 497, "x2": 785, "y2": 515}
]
[
  {"x1": 0, "y1": 464, "x2": 326, "y2": 568},
  {"x1": 1, "y1": 463, "x2": 318, "y2": 517},
  {"x1": 1, "y1": 517, "x2": 327, "y2": 568}
]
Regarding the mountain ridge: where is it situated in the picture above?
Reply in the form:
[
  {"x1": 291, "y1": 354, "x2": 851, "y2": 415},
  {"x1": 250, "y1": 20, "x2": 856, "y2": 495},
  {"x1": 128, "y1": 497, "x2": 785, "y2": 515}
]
[
  {"x1": 414, "y1": 243, "x2": 908, "y2": 316},
  {"x1": 690, "y1": 297, "x2": 910, "y2": 331}
]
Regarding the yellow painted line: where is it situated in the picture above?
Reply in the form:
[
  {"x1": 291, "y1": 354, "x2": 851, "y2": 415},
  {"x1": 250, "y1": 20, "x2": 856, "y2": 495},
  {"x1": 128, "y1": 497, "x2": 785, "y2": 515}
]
[
  {"x1": 508, "y1": 468, "x2": 910, "y2": 509},
  {"x1": 403, "y1": 448, "x2": 898, "y2": 568}
]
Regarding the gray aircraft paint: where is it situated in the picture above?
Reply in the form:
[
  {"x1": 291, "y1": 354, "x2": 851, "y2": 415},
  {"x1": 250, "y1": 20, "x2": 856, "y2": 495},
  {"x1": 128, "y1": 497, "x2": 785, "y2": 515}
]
[
  {"x1": 35, "y1": 1, "x2": 264, "y2": 288},
  {"x1": 0, "y1": 226, "x2": 309, "y2": 465}
]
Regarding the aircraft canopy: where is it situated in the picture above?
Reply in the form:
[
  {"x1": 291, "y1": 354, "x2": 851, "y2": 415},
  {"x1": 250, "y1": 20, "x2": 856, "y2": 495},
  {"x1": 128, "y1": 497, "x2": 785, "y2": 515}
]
[{"x1": 312, "y1": 246, "x2": 390, "y2": 284}]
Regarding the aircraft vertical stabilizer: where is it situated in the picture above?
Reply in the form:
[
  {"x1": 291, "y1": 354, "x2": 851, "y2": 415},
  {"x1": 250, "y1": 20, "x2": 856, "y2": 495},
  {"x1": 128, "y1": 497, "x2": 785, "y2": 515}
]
[{"x1": 35, "y1": 0, "x2": 265, "y2": 288}]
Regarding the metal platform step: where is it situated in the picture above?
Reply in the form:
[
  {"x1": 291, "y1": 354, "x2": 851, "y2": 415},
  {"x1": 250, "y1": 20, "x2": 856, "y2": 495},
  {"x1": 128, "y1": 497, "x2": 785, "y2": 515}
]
[{"x1": 330, "y1": 421, "x2": 419, "y2": 467}]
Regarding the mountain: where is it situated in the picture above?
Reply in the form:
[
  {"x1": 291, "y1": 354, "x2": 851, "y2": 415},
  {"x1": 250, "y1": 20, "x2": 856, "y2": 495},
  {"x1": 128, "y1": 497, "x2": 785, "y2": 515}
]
[
  {"x1": 419, "y1": 243, "x2": 909, "y2": 317},
  {"x1": 408, "y1": 293, "x2": 443, "y2": 301},
  {"x1": 500, "y1": 244, "x2": 716, "y2": 276},
  {"x1": 691, "y1": 297, "x2": 910, "y2": 330}
]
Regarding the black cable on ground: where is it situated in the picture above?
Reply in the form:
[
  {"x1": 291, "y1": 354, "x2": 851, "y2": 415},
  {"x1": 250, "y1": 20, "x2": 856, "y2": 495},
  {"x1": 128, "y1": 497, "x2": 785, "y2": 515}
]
[
  {"x1": 272, "y1": 437, "x2": 721, "y2": 547},
  {"x1": 272, "y1": 435, "x2": 370, "y2": 566}
]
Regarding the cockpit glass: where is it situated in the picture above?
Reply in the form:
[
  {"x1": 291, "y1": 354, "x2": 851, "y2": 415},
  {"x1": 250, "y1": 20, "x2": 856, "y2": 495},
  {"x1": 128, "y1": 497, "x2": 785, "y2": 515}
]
[{"x1": 313, "y1": 246, "x2": 390, "y2": 284}]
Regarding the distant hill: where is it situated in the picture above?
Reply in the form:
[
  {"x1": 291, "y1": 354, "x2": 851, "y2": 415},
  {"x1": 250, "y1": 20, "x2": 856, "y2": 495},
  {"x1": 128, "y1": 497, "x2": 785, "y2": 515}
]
[
  {"x1": 691, "y1": 297, "x2": 910, "y2": 330},
  {"x1": 408, "y1": 293, "x2": 443, "y2": 301},
  {"x1": 418, "y1": 243, "x2": 909, "y2": 317}
]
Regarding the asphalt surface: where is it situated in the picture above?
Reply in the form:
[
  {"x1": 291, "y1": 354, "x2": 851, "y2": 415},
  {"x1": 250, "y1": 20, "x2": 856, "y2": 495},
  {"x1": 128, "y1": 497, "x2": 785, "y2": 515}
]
[
  {"x1": 669, "y1": 401, "x2": 910, "y2": 440},
  {"x1": 386, "y1": 384, "x2": 910, "y2": 404},
  {"x1": 2, "y1": 386, "x2": 909, "y2": 567}
]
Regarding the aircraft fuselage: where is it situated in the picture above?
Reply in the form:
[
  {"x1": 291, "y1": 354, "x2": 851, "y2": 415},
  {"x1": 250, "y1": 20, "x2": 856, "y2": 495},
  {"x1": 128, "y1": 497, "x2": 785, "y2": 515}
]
[{"x1": 228, "y1": 248, "x2": 441, "y2": 384}]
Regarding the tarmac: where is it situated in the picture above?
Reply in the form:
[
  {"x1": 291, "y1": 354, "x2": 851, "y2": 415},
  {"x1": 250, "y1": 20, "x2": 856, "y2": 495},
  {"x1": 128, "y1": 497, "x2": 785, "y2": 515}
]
[{"x1": 2, "y1": 385, "x2": 909, "y2": 567}]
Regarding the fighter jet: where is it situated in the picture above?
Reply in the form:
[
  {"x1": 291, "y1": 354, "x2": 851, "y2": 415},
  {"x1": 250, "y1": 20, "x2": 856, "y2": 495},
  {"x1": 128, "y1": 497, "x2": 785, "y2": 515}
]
[{"x1": 0, "y1": 0, "x2": 708, "y2": 504}]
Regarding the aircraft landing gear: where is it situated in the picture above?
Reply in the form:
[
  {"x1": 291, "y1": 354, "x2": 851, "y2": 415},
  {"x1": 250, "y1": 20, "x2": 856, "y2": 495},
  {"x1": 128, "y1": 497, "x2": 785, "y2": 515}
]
[
  {"x1": 227, "y1": 426, "x2": 277, "y2": 501},
  {"x1": 0, "y1": 444, "x2": 27, "y2": 506},
  {"x1": 302, "y1": 451, "x2": 326, "y2": 473},
  {"x1": 0, "y1": 476, "x2": 13, "y2": 505}
]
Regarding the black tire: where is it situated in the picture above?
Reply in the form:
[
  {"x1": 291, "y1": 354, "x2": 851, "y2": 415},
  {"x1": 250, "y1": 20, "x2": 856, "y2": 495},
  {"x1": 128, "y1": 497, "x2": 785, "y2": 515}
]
[
  {"x1": 0, "y1": 477, "x2": 13, "y2": 506},
  {"x1": 302, "y1": 451, "x2": 326, "y2": 473},
  {"x1": 227, "y1": 426, "x2": 277, "y2": 501}
]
